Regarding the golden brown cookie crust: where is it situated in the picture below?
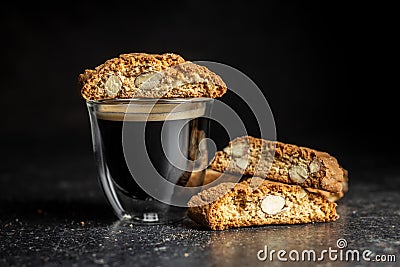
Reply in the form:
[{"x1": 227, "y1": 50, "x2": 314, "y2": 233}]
[{"x1": 79, "y1": 53, "x2": 227, "y2": 100}]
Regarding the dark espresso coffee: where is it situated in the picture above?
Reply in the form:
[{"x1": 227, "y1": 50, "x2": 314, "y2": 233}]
[{"x1": 97, "y1": 106, "x2": 209, "y2": 201}]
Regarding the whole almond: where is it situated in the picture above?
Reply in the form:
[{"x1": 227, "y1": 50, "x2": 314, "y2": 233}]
[
  {"x1": 134, "y1": 72, "x2": 163, "y2": 90},
  {"x1": 288, "y1": 164, "x2": 308, "y2": 183},
  {"x1": 260, "y1": 195, "x2": 286, "y2": 215},
  {"x1": 309, "y1": 158, "x2": 321, "y2": 174},
  {"x1": 104, "y1": 75, "x2": 122, "y2": 97}
]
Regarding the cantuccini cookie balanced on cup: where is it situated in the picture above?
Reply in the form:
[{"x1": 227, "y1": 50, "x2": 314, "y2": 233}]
[{"x1": 79, "y1": 53, "x2": 227, "y2": 100}]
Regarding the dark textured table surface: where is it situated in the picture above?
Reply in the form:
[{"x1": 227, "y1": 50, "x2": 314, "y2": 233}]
[{"x1": 1, "y1": 139, "x2": 399, "y2": 267}]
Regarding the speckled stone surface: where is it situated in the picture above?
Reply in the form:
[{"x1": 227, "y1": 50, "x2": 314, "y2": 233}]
[{"x1": 1, "y1": 141, "x2": 399, "y2": 266}]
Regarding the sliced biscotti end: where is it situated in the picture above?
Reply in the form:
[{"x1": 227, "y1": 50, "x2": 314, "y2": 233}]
[
  {"x1": 209, "y1": 136, "x2": 346, "y2": 193},
  {"x1": 187, "y1": 178, "x2": 339, "y2": 230},
  {"x1": 79, "y1": 52, "x2": 227, "y2": 100}
]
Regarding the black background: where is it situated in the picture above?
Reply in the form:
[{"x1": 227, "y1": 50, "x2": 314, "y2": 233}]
[
  {"x1": 1, "y1": 4, "x2": 399, "y2": 265},
  {"x1": 1, "y1": 1, "x2": 397, "y2": 179}
]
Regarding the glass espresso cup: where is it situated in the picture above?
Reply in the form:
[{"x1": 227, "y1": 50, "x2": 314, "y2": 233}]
[{"x1": 87, "y1": 98, "x2": 213, "y2": 224}]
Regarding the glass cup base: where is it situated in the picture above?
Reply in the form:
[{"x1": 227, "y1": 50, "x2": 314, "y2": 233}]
[{"x1": 115, "y1": 189, "x2": 187, "y2": 225}]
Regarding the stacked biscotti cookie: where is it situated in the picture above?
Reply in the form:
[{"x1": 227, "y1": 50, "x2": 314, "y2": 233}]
[{"x1": 187, "y1": 136, "x2": 348, "y2": 230}]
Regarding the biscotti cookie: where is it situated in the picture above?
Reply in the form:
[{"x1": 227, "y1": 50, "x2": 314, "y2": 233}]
[
  {"x1": 187, "y1": 178, "x2": 339, "y2": 230},
  {"x1": 79, "y1": 53, "x2": 227, "y2": 100},
  {"x1": 210, "y1": 136, "x2": 346, "y2": 193}
]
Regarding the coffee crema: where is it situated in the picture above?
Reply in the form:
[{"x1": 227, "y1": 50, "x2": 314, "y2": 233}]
[{"x1": 95, "y1": 98, "x2": 207, "y2": 121}]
